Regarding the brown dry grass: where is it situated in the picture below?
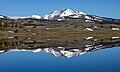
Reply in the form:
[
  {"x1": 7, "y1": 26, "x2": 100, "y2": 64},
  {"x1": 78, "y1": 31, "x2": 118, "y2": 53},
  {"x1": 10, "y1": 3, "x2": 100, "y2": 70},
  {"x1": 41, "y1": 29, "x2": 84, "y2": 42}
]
[{"x1": 0, "y1": 33, "x2": 120, "y2": 37}]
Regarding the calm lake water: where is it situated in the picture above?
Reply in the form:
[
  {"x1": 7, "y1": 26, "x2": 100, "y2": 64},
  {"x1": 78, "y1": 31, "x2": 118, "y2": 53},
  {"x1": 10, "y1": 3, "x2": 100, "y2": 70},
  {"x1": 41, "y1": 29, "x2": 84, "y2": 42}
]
[{"x1": 0, "y1": 36, "x2": 120, "y2": 72}]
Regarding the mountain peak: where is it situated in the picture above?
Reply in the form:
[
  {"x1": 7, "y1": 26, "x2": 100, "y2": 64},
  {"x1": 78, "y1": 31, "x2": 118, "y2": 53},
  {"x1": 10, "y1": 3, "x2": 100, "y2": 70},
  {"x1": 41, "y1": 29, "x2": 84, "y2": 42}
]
[
  {"x1": 64, "y1": 8, "x2": 73, "y2": 11},
  {"x1": 60, "y1": 9, "x2": 76, "y2": 17},
  {"x1": 43, "y1": 8, "x2": 86, "y2": 19}
]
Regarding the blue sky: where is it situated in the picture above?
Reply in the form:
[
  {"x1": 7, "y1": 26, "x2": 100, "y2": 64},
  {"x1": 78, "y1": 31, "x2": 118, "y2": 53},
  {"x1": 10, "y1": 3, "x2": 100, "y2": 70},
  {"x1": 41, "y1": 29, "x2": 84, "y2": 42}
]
[{"x1": 0, "y1": 0, "x2": 120, "y2": 19}]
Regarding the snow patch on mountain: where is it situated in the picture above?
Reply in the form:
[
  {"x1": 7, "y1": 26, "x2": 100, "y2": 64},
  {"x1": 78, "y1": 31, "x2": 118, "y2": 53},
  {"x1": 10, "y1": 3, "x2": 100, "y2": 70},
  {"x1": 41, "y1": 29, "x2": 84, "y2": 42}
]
[
  {"x1": 32, "y1": 15, "x2": 42, "y2": 19},
  {"x1": 43, "y1": 10, "x2": 62, "y2": 19},
  {"x1": 8, "y1": 16, "x2": 31, "y2": 19},
  {"x1": 0, "y1": 16, "x2": 4, "y2": 18},
  {"x1": 85, "y1": 16, "x2": 92, "y2": 20},
  {"x1": 43, "y1": 14, "x2": 51, "y2": 19},
  {"x1": 60, "y1": 8, "x2": 86, "y2": 17},
  {"x1": 8, "y1": 15, "x2": 42, "y2": 19},
  {"x1": 50, "y1": 10, "x2": 62, "y2": 18}
]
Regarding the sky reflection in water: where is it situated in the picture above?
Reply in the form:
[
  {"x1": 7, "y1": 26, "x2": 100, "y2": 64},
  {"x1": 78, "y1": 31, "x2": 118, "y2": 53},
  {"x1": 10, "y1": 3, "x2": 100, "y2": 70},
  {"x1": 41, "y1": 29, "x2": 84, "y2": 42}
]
[{"x1": 0, "y1": 47, "x2": 120, "y2": 72}]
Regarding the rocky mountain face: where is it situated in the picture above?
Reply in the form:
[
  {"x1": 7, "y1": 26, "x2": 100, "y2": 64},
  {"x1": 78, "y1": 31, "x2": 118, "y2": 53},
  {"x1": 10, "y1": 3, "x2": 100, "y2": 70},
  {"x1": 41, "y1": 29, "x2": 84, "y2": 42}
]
[{"x1": 0, "y1": 8, "x2": 120, "y2": 24}]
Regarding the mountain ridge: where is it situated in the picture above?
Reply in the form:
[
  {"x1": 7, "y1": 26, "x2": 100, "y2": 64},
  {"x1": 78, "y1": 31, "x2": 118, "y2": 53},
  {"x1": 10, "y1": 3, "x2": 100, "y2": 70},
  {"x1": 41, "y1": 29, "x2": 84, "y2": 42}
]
[{"x1": 0, "y1": 8, "x2": 120, "y2": 24}]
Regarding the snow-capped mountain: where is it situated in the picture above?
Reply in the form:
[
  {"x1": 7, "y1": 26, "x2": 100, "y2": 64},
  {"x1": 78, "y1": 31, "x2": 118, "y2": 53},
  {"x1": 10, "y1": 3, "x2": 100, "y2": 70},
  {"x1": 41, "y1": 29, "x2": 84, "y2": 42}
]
[
  {"x1": 5, "y1": 9, "x2": 87, "y2": 20},
  {"x1": 42, "y1": 9, "x2": 120, "y2": 24},
  {"x1": 43, "y1": 8, "x2": 86, "y2": 20},
  {"x1": 0, "y1": 8, "x2": 120, "y2": 24}
]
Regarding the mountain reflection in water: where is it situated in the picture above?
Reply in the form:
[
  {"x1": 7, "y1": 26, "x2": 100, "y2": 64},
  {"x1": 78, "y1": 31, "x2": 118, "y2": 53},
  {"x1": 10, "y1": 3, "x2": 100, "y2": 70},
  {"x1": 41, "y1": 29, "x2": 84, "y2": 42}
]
[{"x1": 0, "y1": 36, "x2": 120, "y2": 58}]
